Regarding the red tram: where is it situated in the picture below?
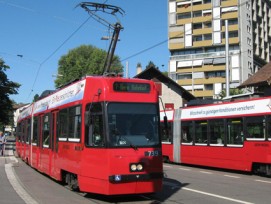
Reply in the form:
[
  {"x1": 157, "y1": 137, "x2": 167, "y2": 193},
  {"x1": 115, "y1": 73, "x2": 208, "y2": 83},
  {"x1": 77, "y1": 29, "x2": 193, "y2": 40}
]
[
  {"x1": 160, "y1": 96, "x2": 271, "y2": 176},
  {"x1": 16, "y1": 76, "x2": 163, "y2": 195}
]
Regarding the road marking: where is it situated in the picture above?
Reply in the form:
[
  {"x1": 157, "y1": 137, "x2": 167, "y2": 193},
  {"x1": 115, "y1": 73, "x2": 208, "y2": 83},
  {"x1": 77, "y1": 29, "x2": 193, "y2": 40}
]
[
  {"x1": 224, "y1": 175, "x2": 240, "y2": 178},
  {"x1": 183, "y1": 187, "x2": 254, "y2": 204},
  {"x1": 163, "y1": 181, "x2": 254, "y2": 204},
  {"x1": 179, "y1": 167, "x2": 191, "y2": 171},
  {"x1": 5, "y1": 162, "x2": 39, "y2": 204},
  {"x1": 163, "y1": 165, "x2": 173, "y2": 168},
  {"x1": 199, "y1": 171, "x2": 213, "y2": 174},
  {"x1": 255, "y1": 179, "x2": 271, "y2": 184}
]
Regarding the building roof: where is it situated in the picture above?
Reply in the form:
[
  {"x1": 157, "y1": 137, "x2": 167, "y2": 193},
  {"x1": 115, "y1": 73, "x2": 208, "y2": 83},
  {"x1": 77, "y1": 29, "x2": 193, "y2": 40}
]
[
  {"x1": 13, "y1": 103, "x2": 29, "y2": 110},
  {"x1": 238, "y1": 62, "x2": 271, "y2": 88},
  {"x1": 134, "y1": 66, "x2": 196, "y2": 101}
]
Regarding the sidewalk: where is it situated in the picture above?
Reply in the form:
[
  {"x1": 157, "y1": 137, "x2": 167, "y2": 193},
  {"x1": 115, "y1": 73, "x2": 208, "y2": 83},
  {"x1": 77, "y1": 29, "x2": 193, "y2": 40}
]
[
  {"x1": 1, "y1": 155, "x2": 91, "y2": 204},
  {"x1": 0, "y1": 156, "x2": 28, "y2": 204}
]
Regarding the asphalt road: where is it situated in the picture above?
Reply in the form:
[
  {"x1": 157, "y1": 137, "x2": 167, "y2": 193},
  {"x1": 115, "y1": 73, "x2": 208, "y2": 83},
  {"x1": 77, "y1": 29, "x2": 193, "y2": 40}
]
[{"x1": 3, "y1": 158, "x2": 271, "y2": 203}]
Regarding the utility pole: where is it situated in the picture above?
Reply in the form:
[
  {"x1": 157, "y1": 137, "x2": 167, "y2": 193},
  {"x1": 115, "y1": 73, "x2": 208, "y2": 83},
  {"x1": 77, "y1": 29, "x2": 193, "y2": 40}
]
[{"x1": 225, "y1": 20, "x2": 230, "y2": 97}]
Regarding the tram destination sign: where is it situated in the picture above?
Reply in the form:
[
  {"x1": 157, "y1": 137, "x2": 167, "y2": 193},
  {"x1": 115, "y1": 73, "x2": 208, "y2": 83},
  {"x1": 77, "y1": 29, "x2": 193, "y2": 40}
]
[{"x1": 113, "y1": 82, "x2": 150, "y2": 93}]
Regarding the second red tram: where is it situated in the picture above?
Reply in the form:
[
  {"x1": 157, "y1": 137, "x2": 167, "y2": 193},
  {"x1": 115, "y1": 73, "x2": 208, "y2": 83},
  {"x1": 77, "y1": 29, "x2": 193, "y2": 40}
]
[
  {"x1": 16, "y1": 76, "x2": 163, "y2": 195},
  {"x1": 160, "y1": 96, "x2": 271, "y2": 175}
]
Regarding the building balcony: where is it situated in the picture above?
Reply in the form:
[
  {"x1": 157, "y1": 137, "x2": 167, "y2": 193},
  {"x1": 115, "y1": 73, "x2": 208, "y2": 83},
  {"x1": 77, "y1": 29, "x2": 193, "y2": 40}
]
[
  {"x1": 193, "y1": 39, "x2": 213, "y2": 47},
  {"x1": 221, "y1": 11, "x2": 238, "y2": 20},
  {"x1": 169, "y1": 42, "x2": 185, "y2": 50},
  {"x1": 170, "y1": 50, "x2": 240, "y2": 61},
  {"x1": 222, "y1": 24, "x2": 239, "y2": 32},
  {"x1": 192, "y1": 15, "x2": 213, "y2": 24},
  {"x1": 191, "y1": 3, "x2": 212, "y2": 12},
  {"x1": 221, "y1": 0, "x2": 238, "y2": 7},
  {"x1": 193, "y1": 27, "x2": 212, "y2": 35},
  {"x1": 169, "y1": 31, "x2": 184, "y2": 39},
  {"x1": 192, "y1": 90, "x2": 214, "y2": 98},
  {"x1": 177, "y1": 65, "x2": 225, "y2": 73},
  {"x1": 222, "y1": 37, "x2": 239, "y2": 44},
  {"x1": 177, "y1": 77, "x2": 226, "y2": 86},
  {"x1": 177, "y1": 5, "x2": 192, "y2": 13},
  {"x1": 177, "y1": 18, "x2": 192, "y2": 25}
]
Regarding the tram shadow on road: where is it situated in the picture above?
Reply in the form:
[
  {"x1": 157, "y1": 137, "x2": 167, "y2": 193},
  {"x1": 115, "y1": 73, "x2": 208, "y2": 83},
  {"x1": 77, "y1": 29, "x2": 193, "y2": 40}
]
[
  {"x1": 82, "y1": 178, "x2": 187, "y2": 203},
  {"x1": 156, "y1": 177, "x2": 188, "y2": 202}
]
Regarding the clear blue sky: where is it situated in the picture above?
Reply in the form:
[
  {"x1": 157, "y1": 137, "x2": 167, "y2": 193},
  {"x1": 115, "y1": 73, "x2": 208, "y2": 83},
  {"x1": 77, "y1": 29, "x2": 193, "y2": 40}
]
[{"x1": 1, "y1": 0, "x2": 169, "y2": 103}]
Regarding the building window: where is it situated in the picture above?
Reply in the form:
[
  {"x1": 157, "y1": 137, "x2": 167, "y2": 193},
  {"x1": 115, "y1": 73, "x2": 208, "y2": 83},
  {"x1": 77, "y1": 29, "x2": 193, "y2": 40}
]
[
  {"x1": 193, "y1": 23, "x2": 202, "y2": 29},
  {"x1": 193, "y1": 11, "x2": 202, "y2": 17},
  {"x1": 177, "y1": 74, "x2": 192, "y2": 80},
  {"x1": 205, "y1": 84, "x2": 213, "y2": 90},
  {"x1": 206, "y1": 71, "x2": 225, "y2": 78},
  {"x1": 203, "y1": 0, "x2": 211, "y2": 4},
  {"x1": 247, "y1": 37, "x2": 251, "y2": 46},
  {"x1": 203, "y1": 21, "x2": 212, "y2": 28},
  {"x1": 203, "y1": 34, "x2": 212, "y2": 40},
  {"x1": 193, "y1": 35, "x2": 203, "y2": 41},
  {"x1": 177, "y1": 12, "x2": 192, "y2": 20}
]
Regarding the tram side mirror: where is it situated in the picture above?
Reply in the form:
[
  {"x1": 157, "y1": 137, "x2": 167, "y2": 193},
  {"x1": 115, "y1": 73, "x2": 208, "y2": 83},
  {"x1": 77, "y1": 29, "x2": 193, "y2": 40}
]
[{"x1": 164, "y1": 116, "x2": 168, "y2": 129}]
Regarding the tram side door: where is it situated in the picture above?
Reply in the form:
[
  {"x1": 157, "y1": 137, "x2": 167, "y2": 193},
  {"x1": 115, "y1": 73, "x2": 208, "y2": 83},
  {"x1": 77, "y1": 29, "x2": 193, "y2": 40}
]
[
  {"x1": 50, "y1": 111, "x2": 59, "y2": 179},
  {"x1": 39, "y1": 113, "x2": 52, "y2": 175}
]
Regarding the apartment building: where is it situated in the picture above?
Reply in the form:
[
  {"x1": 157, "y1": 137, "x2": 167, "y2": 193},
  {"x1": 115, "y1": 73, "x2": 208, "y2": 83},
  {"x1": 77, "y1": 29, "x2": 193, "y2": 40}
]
[{"x1": 168, "y1": 0, "x2": 271, "y2": 99}]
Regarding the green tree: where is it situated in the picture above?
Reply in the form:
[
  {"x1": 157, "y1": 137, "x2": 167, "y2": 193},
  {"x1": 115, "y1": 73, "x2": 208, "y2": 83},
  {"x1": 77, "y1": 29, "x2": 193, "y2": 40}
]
[
  {"x1": 0, "y1": 58, "x2": 20, "y2": 129},
  {"x1": 54, "y1": 45, "x2": 123, "y2": 88},
  {"x1": 146, "y1": 61, "x2": 158, "y2": 69},
  {"x1": 33, "y1": 94, "x2": 39, "y2": 102},
  {"x1": 218, "y1": 88, "x2": 244, "y2": 99}
]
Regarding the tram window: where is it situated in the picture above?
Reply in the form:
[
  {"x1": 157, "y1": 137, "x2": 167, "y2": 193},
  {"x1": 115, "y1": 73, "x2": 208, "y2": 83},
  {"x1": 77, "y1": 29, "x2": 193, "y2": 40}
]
[
  {"x1": 42, "y1": 114, "x2": 50, "y2": 148},
  {"x1": 181, "y1": 122, "x2": 193, "y2": 143},
  {"x1": 246, "y1": 116, "x2": 265, "y2": 139},
  {"x1": 58, "y1": 109, "x2": 68, "y2": 141},
  {"x1": 32, "y1": 117, "x2": 38, "y2": 145},
  {"x1": 227, "y1": 118, "x2": 243, "y2": 145},
  {"x1": 161, "y1": 121, "x2": 172, "y2": 142},
  {"x1": 209, "y1": 119, "x2": 224, "y2": 145},
  {"x1": 195, "y1": 120, "x2": 207, "y2": 144},
  {"x1": 68, "y1": 106, "x2": 81, "y2": 141},
  {"x1": 85, "y1": 103, "x2": 104, "y2": 147},
  {"x1": 22, "y1": 121, "x2": 25, "y2": 143},
  {"x1": 26, "y1": 119, "x2": 31, "y2": 144},
  {"x1": 17, "y1": 122, "x2": 21, "y2": 142}
]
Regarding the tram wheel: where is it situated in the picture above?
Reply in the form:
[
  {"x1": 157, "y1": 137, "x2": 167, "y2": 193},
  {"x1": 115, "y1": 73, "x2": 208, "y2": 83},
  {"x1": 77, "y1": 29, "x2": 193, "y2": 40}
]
[{"x1": 66, "y1": 173, "x2": 79, "y2": 191}]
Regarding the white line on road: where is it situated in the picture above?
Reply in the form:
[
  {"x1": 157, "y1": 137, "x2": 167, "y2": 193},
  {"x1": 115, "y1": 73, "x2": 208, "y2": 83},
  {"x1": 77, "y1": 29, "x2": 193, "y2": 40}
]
[
  {"x1": 255, "y1": 179, "x2": 271, "y2": 184},
  {"x1": 199, "y1": 171, "x2": 213, "y2": 174},
  {"x1": 178, "y1": 167, "x2": 191, "y2": 171},
  {"x1": 224, "y1": 175, "x2": 240, "y2": 178},
  {"x1": 163, "y1": 165, "x2": 173, "y2": 168},
  {"x1": 183, "y1": 187, "x2": 254, "y2": 204},
  {"x1": 5, "y1": 161, "x2": 39, "y2": 204},
  {"x1": 163, "y1": 181, "x2": 254, "y2": 204}
]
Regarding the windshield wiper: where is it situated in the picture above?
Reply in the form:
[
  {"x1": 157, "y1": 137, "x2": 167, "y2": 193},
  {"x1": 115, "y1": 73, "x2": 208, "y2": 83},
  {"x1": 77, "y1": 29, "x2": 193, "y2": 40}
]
[{"x1": 113, "y1": 129, "x2": 138, "y2": 150}]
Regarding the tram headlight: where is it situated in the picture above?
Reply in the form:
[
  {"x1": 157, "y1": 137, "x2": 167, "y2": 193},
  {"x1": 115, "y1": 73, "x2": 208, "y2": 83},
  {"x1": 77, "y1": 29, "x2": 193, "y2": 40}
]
[
  {"x1": 130, "y1": 163, "x2": 144, "y2": 172},
  {"x1": 130, "y1": 164, "x2": 137, "y2": 171},
  {"x1": 136, "y1": 163, "x2": 143, "y2": 171}
]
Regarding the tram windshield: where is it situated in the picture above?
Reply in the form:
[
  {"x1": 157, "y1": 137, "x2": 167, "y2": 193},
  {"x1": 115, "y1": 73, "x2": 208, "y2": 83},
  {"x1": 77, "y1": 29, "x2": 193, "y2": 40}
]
[{"x1": 107, "y1": 103, "x2": 160, "y2": 148}]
